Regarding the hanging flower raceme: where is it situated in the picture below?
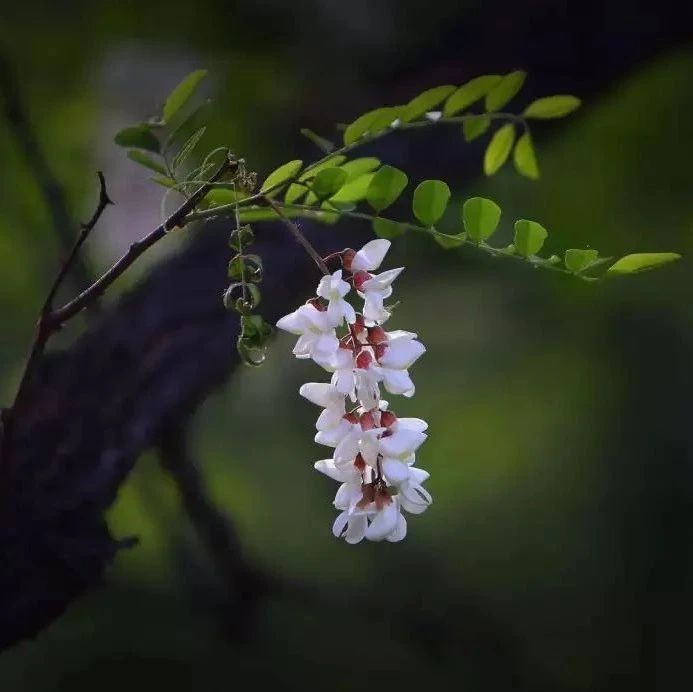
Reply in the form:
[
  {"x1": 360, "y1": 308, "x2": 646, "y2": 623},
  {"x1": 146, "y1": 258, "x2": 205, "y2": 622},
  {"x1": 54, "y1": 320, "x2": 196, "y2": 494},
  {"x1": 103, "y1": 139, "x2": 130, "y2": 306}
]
[{"x1": 277, "y1": 239, "x2": 432, "y2": 543}]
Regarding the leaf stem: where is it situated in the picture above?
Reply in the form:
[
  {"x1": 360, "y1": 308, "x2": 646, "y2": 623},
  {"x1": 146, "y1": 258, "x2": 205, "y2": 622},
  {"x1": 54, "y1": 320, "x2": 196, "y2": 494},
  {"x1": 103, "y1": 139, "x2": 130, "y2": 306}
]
[
  {"x1": 185, "y1": 111, "x2": 526, "y2": 224},
  {"x1": 262, "y1": 196, "x2": 329, "y2": 275},
  {"x1": 273, "y1": 202, "x2": 599, "y2": 282}
]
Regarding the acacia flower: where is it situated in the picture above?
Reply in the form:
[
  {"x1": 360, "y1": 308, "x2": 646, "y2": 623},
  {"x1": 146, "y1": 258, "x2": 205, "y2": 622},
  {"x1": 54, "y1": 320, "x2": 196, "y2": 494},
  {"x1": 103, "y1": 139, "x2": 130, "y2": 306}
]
[
  {"x1": 277, "y1": 237, "x2": 432, "y2": 543},
  {"x1": 316, "y1": 270, "x2": 355, "y2": 326},
  {"x1": 276, "y1": 304, "x2": 339, "y2": 367},
  {"x1": 354, "y1": 267, "x2": 404, "y2": 323}
]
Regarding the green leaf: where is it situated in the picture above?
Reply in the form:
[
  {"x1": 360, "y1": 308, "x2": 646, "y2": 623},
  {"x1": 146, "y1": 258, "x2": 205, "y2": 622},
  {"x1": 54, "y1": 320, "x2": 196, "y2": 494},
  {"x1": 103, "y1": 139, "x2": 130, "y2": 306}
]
[
  {"x1": 483, "y1": 124, "x2": 515, "y2": 175},
  {"x1": 513, "y1": 132, "x2": 540, "y2": 180},
  {"x1": 300, "y1": 127, "x2": 336, "y2": 153},
  {"x1": 260, "y1": 159, "x2": 303, "y2": 194},
  {"x1": 340, "y1": 157, "x2": 381, "y2": 181},
  {"x1": 462, "y1": 115, "x2": 490, "y2": 142},
  {"x1": 443, "y1": 75, "x2": 502, "y2": 116},
  {"x1": 223, "y1": 282, "x2": 261, "y2": 313},
  {"x1": 412, "y1": 179, "x2": 450, "y2": 226},
  {"x1": 366, "y1": 165, "x2": 408, "y2": 212},
  {"x1": 227, "y1": 254, "x2": 245, "y2": 280},
  {"x1": 163, "y1": 70, "x2": 208, "y2": 123},
  {"x1": 172, "y1": 126, "x2": 207, "y2": 171},
  {"x1": 607, "y1": 253, "x2": 681, "y2": 275},
  {"x1": 370, "y1": 106, "x2": 402, "y2": 133},
  {"x1": 523, "y1": 95, "x2": 581, "y2": 119},
  {"x1": 127, "y1": 150, "x2": 166, "y2": 175},
  {"x1": 344, "y1": 107, "x2": 399, "y2": 145},
  {"x1": 164, "y1": 101, "x2": 211, "y2": 149},
  {"x1": 433, "y1": 231, "x2": 466, "y2": 249},
  {"x1": 298, "y1": 155, "x2": 347, "y2": 181},
  {"x1": 329, "y1": 172, "x2": 376, "y2": 205},
  {"x1": 243, "y1": 253, "x2": 264, "y2": 282},
  {"x1": 151, "y1": 174, "x2": 178, "y2": 189},
  {"x1": 401, "y1": 85, "x2": 456, "y2": 123},
  {"x1": 373, "y1": 218, "x2": 406, "y2": 239},
  {"x1": 485, "y1": 70, "x2": 526, "y2": 112},
  {"x1": 229, "y1": 225, "x2": 255, "y2": 251},
  {"x1": 463, "y1": 197, "x2": 501, "y2": 241},
  {"x1": 238, "y1": 207, "x2": 301, "y2": 223},
  {"x1": 514, "y1": 219, "x2": 548, "y2": 257},
  {"x1": 114, "y1": 124, "x2": 160, "y2": 153},
  {"x1": 564, "y1": 249, "x2": 599, "y2": 273},
  {"x1": 284, "y1": 183, "x2": 308, "y2": 205},
  {"x1": 312, "y1": 167, "x2": 348, "y2": 199},
  {"x1": 205, "y1": 188, "x2": 248, "y2": 207}
]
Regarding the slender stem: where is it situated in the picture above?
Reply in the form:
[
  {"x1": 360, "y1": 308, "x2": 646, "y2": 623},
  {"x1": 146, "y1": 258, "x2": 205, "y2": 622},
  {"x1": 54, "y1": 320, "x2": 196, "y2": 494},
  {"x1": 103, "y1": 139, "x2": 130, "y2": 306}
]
[
  {"x1": 2, "y1": 155, "x2": 237, "y2": 471},
  {"x1": 262, "y1": 196, "x2": 329, "y2": 275},
  {"x1": 52, "y1": 156, "x2": 237, "y2": 326},
  {"x1": 2, "y1": 172, "x2": 113, "y2": 469},
  {"x1": 274, "y1": 202, "x2": 600, "y2": 282},
  {"x1": 185, "y1": 111, "x2": 526, "y2": 224}
]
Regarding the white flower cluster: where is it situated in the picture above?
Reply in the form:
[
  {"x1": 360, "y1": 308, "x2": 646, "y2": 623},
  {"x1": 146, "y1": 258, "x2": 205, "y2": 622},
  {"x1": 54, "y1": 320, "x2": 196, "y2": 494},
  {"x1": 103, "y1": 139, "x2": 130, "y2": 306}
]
[{"x1": 277, "y1": 240, "x2": 431, "y2": 543}]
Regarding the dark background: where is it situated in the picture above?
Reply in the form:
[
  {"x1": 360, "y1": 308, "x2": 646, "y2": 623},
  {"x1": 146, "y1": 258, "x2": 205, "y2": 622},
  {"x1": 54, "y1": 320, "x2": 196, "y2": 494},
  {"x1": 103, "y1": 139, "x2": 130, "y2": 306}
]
[{"x1": 1, "y1": 2, "x2": 692, "y2": 690}]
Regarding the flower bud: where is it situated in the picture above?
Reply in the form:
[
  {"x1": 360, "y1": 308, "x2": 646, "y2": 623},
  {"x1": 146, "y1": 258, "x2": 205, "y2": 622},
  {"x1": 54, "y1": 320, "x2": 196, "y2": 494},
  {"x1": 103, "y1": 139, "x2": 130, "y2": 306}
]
[
  {"x1": 380, "y1": 410, "x2": 397, "y2": 428},
  {"x1": 368, "y1": 326, "x2": 387, "y2": 344},
  {"x1": 352, "y1": 271, "x2": 371, "y2": 291},
  {"x1": 341, "y1": 248, "x2": 356, "y2": 271},
  {"x1": 356, "y1": 350, "x2": 373, "y2": 369},
  {"x1": 360, "y1": 411, "x2": 376, "y2": 430}
]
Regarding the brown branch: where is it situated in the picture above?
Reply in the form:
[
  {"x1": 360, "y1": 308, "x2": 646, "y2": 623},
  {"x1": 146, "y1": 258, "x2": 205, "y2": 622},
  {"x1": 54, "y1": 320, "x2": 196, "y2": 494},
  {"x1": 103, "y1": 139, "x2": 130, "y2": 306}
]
[
  {"x1": 263, "y1": 195, "x2": 329, "y2": 275},
  {"x1": 2, "y1": 155, "x2": 237, "y2": 472},
  {"x1": 0, "y1": 52, "x2": 94, "y2": 295},
  {"x1": 52, "y1": 156, "x2": 237, "y2": 326},
  {"x1": 1, "y1": 172, "x2": 112, "y2": 471}
]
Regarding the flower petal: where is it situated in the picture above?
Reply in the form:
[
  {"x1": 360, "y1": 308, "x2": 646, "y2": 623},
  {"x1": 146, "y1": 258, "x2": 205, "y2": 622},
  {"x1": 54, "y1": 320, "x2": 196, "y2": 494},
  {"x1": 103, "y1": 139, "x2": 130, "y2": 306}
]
[
  {"x1": 381, "y1": 457, "x2": 410, "y2": 485},
  {"x1": 315, "y1": 459, "x2": 355, "y2": 483},
  {"x1": 352, "y1": 239, "x2": 391, "y2": 272},
  {"x1": 385, "y1": 512, "x2": 407, "y2": 542},
  {"x1": 365, "y1": 502, "x2": 399, "y2": 541},
  {"x1": 345, "y1": 514, "x2": 368, "y2": 544},
  {"x1": 381, "y1": 368, "x2": 415, "y2": 397},
  {"x1": 332, "y1": 511, "x2": 349, "y2": 537},
  {"x1": 379, "y1": 339, "x2": 426, "y2": 370},
  {"x1": 299, "y1": 382, "x2": 337, "y2": 408},
  {"x1": 396, "y1": 417, "x2": 429, "y2": 432},
  {"x1": 379, "y1": 429, "x2": 427, "y2": 458}
]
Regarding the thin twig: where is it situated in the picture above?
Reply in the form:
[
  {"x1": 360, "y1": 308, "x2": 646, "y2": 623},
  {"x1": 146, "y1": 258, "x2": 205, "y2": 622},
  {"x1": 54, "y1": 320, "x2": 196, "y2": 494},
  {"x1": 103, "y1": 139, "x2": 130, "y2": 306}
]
[
  {"x1": 0, "y1": 52, "x2": 94, "y2": 296},
  {"x1": 1, "y1": 172, "x2": 113, "y2": 469},
  {"x1": 262, "y1": 195, "x2": 329, "y2": 275},
  {"x1": 2, "y1": 155, "x2": 237, "y2": 471},
  {"x1": 52, "y1": 156, "x2": 237, "y2": 326}
]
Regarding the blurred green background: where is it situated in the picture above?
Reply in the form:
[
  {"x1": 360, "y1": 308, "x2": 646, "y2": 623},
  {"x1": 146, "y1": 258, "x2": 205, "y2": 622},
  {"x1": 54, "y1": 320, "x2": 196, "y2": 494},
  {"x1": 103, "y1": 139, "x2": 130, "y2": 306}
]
[{"x1": 1, "y1": 2, "x2": 692, "y2": 690}]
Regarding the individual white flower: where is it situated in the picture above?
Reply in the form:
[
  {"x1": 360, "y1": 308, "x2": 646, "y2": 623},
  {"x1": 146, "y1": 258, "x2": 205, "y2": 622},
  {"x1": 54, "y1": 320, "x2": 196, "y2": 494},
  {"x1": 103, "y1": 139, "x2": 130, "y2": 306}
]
[
  {"x1": 299, "y1": 382, "x2": 345, "y2": 431},
  {"x1": 276, "y1": 304, "x2": 339, "y2": 367},
  {"x1": 364, "y1": 496, "x2": 402, "y2": 541},
  {"x1": 374, "y1": 331, "x2": 426, "y2": 397},
  {"x1": 328, "y1": 347, "x2": 357, "y2": 396},
  {"x1": 330, "y1": 479, "x2": 406, "y2": 544},
  {"x1": 314, "y1": 458, "x2": 359, "y2": 483},
  {"x1": 397, "y1": 467, "x2": 433, "y2": 515},
  {"x1": 356, "y1": 267, "x2": 404, "y2": 323},
  {"x1": 354, "y1": 366, "x2": 381, "y2": 409},
  {"x1": 379, "y1": 426, "x2": 428, "y2": 478},
  {"x1": 334, "y1": 426, "x2": 384, "y2": 468},
  {"x1": 349, "y1": 239, "x2": 391, "y2": 273},
  {"x1": 314, "y1": 418, "x2": 356, "y2": 448},
  {"x1": 316, "y1": 270, "x2": 355, "y2": 326},
  {"x1": 379, "y1": 331, "x2": 426, "y2": 370}
]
